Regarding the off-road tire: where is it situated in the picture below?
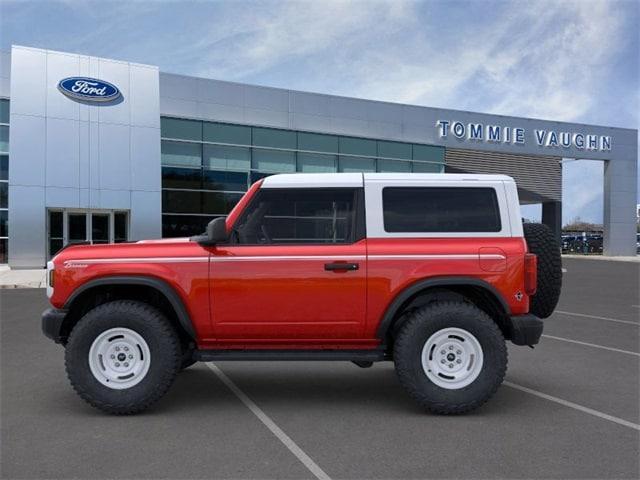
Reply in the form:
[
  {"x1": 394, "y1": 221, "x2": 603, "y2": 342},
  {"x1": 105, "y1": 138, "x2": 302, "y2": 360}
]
[
  {"x1": 523, "y1": 223, "x2": 562, "y2": 318},
  {"x1": 65, "y1": 300, "x2": 182, "y2": 415},
  {"x1": 394, "y1": 301, "x2": 507, "y2": 414}
]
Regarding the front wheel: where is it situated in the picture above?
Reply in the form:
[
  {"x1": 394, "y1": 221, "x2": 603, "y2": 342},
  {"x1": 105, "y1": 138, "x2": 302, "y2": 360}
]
[
  {"x1": 394, "y1": 301, "x2": 507, "y2": 414},
  {"x1": 65, "y1": 300, "x2": 182, "y2": 414}
]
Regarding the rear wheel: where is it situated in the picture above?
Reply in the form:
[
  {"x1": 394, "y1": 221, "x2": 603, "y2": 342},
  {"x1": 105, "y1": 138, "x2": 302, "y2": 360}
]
[
  {"x1": 65, "y1": 300, "x2": 182, "y2": 414},
  {"x1": 394, "y1": 301, "x2": 507, "y2": 414},
  {"x1": 523, "y1": 223, "x2": 562, "y2": 318}
]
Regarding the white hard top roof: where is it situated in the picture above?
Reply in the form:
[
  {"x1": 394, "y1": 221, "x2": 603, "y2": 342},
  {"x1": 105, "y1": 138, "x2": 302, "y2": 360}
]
[{"x1": 261, "y1": 172, "x2": 515, "y2": 188}]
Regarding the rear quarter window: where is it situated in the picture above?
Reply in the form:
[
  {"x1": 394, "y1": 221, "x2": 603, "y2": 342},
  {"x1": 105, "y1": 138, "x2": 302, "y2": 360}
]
[{"x1": 382, "y1": 187, "x2": 501, "y2": 233}]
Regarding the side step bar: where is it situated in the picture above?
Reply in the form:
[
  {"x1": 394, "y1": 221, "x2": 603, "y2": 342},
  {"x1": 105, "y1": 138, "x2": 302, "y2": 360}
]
[{"x1": 194, "y1": 348, "x2": 387, "y2": 362}]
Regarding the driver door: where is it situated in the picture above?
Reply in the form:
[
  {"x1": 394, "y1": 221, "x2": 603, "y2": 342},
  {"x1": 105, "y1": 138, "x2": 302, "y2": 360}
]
[{"x1": 208, "y1": 186, "x2": 367, "y2": 344}]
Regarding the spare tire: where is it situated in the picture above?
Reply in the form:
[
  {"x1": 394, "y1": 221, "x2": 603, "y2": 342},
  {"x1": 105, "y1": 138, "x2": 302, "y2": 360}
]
[{"x1": 523, "y1": 223, "x2": 562, "y2": 318}]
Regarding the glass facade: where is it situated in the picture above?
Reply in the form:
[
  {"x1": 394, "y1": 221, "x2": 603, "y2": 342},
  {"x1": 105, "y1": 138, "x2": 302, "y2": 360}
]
[
  {"x1": 160, "y1": 117, "x2": 445, "y2": 238},
  {"x1": 0, "y1": 99, "x2": 8, "y2": 263}
]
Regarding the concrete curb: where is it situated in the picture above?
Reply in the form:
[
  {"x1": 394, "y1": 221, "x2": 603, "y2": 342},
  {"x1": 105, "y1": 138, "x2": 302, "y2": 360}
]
[
  {"x1": 0, "y1": 269, "x2": 47, "y2": 289},
  {"x1": 562, "y1": 254, "x2": 639, "y2": 263}
]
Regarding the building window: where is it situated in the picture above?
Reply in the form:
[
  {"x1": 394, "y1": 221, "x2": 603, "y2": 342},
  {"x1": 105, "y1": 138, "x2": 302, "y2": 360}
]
[
  {"x1": 47, "y1": 210, "x2": 130, "y2": 259},
  {"x1": 252, "y1": 149, "x2": 296, "y2": 172},
  {"x1": 412, "y1": 162, "x2": 444, "y2": 173},
  {"x1": 203, "y1": 122, "x2": 250, "y2": 145},
  {"x1": 0, "y1": 99, "x2": 9, "y2": 264},
  {"x1": 203, "y1": 144, "x2": 250, "y2": 171},
  {"x1": 202, "y1": 170, "x2": 248, "y2": 192},
  {"x1": 339, "y1": 137, "x2": 377, "y2": 157},
  {"x1": 339, "y1": 156, "x2": 376, "y2": 172},
  {"x1": 252, "y1": 127, "x2": 296, "y2": 149},
  {"x1": 161, "y1": 140, "x2": 201, "y2": 167},
  {"x1": 161, "y1": 117, "x2": 202, "y2": 141},
  {"x1": 114, "y1": 212, "x2": 128, "y2": 243},
  {"x1": 0, "y1": 126, "x2": 8, "y2": 154},
  {"x1": 378, "y1": 140, "x2": 411, "y2": 160},
  {"x1": 160, "y1": 116, "x2": 445, "y2": 240},
  {"x1": 297, "y1": 153, "x2": 337, "y2": 173},
  {"x1": 378, "y1": 159, "x2": 411, "y2": 173}
]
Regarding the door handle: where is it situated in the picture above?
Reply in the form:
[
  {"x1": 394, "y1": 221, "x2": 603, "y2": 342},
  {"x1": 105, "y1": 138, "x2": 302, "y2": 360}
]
[{"x1": 324, "y1": 262, "x2": 359, "y2": 271}]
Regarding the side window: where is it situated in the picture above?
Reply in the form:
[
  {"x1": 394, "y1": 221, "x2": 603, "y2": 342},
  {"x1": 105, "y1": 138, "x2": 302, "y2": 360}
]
[
  {"x1": 382, "y1": 187, "x2": 501, "y2": 233},
  {"x1": 232, "y1": 188, "x2": 359, "y2": 245}
]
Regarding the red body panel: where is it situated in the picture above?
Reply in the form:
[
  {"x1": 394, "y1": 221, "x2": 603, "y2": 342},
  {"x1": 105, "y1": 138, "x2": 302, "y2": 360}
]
[
  {"x1": 364, "y1": 237, "x2": 529, "y2": 339},
  {"x1": 50, "y1": 184, "x2": 531, "y2": 351},
  {"x1": 203, "y1": 240, "x2": 369, "y2": 349}
]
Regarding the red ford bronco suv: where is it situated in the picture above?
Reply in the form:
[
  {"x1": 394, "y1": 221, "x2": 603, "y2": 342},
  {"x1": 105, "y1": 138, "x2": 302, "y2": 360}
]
[{"x1": 42, "y1": 173, "x2": 561, "y2": 415}]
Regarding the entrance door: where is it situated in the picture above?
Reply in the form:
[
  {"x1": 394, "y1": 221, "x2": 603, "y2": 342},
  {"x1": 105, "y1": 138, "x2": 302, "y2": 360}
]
[
  {"x1": 91, "y1": 213, "x2": 110, "y2": 245},
  {"x1": 47, "y1": 210, "x2": 129, "y2": 258},
  {"x1": 208, "y1": 187, "x2": 367, "y2": 344}
]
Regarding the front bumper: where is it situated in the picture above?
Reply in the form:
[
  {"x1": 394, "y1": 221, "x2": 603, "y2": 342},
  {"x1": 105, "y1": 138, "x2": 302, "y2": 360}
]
[
  {"x1": 41, "y1": 308, "x2": 68, "y2": 344},
  {"x1": 509, "y1": 314, "x2": 543, "y2": 346}
]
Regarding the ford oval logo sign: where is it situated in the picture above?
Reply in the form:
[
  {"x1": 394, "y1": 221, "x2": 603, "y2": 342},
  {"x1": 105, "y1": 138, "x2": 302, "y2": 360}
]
[{"x1": 58, "y1": 77, "x2": 121, "y2": 102}]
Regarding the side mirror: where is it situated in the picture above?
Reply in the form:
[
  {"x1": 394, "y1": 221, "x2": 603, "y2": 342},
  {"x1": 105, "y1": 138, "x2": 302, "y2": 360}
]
[
  {"x1": 207, "y1": 217, "x2": 228, "y2": 244},
  {"x1": 192, "y1": 217, "x2": 228, "y2": 246}
]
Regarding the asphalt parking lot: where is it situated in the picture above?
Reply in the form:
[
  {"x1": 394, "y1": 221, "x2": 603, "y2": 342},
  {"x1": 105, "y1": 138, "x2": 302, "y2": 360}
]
[{"x1": 1, "y1": 257, "x2": 638, "y2": 479}]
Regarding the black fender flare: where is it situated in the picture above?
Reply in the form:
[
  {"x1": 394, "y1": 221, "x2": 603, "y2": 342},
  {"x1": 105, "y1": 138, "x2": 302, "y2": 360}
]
[
  {"x1": 64, "y1": 275, "x2": 196, "y2": 339},
  {"x1": 376, "y1": 276, "x2": 511, "y2": 340}
]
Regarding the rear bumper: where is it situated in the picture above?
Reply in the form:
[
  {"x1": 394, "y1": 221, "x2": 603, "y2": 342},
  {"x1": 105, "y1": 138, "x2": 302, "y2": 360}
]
[
  {"x1": 509, "y1": 314, "x2": 543, "y2": 346},
  {"x1": 41, "y1": 308, "x2": 68, "y2": 344}
]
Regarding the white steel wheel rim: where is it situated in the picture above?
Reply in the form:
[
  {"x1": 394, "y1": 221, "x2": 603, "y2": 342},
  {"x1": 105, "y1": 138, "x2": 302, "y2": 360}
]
[
  {"x1": 421, "y1": 327, "x2": 484, "y2": 389},
  {"x1": 88, "y1": 328, "x2": 151, "y2": 390}
]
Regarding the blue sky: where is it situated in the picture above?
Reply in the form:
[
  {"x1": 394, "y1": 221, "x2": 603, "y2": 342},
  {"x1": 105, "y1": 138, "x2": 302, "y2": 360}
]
[{"x1": 1, "y1": 0, "x2": 638, "y2": 224}]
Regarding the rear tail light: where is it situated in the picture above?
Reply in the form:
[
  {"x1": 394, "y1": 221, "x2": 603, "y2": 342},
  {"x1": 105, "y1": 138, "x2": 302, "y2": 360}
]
[{"x1": 524, "y1": 253, "x2": 537, "y2": 295}]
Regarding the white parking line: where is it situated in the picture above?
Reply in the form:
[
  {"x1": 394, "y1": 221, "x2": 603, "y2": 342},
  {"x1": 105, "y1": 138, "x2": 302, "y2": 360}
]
[
  {"x1": 555, "y1": 310, "x2": 639, "y2": 326},
  {"x1": 206, "y1": 363, "x2": 331, "y2": 480},
  {"x1": 562, "y1": 268, "x2": 567, "y2": 273},
  {"x1": 504, "y1": 382, "x2": 640, "y2": 431},
  {"x1": 542, "y1": 334, "x2": 640, "y2": 356}
]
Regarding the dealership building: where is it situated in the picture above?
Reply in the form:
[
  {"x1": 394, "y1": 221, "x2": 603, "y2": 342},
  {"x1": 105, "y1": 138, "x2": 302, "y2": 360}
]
[{"x1": 0, "y1": 45, "x2": 637, "y2": 268}]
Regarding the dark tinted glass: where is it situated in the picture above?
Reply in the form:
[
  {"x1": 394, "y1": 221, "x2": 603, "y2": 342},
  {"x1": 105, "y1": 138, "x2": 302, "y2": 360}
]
[
  {"x1": 202, "y1": 191, "x2": 243, "y2": 214},
  {"x1": 378, "y1": 141, "x2": 411, "y2": 160},
  {"x1": 250, "y1": 171, "x2": 273, "y2": 184},
  {"x1": 161, "y1": 141, "x2": 201, "y2": 167},
  {"x1": 162, "y1": 167, "x2": 202, "y2": 189},
  {"x1": 203, "y1": 122, "x2": 251, "y2": 145},
  {"x1": 162, "y1": 190, "x2": 201, "y2": 214},
  {"x1": 203, "y1": 144, "x2": 250, "y2": 170},
  {"x1": 339, "y1": 137, "x2": 376, "y2": 157},
  {"x1": 252, "y1": 127, "x2": 296, "y2": 149},
  {"x1": 0, "y1": 126, "x2": 7, "y2": 153},
  {"x1": 162, "y1": 215, "x2": 213, "y2": 238},
  {"x1": 161, "y1": 117, "x2": 202, "y2": 141},
  {"x1": 233, "y1": 189, "x2": 356, "y2": 245},
  {"x1": 114, "y1": 212, "x2": 128, "y2": 242},
  {"x1": 202, "y1": 170, "x2": 247, "y2": 191},
  {"x1": 92, "y1": 214, "x2": 109, "y2": 243},
  {"x1": 0, "y1": 210, "x2": 7, "y2": 237},
  {"x1": 0, "y1": 155, "x2": 7, "y2": 180},
  {"x1": 413, "y1": 144, "x2": 445, "y2": 163},
  {"x1": 0, "y1": 99, "x2": 9, "y2": 124},
  {"x1": 0, "y1": 238, "x2": 7, "y2": 263},
  {"x1": 49, "y1": 211, "x2": 63, "y2": 238},
  {"x1": 383, "y1": 187, "x2": 501, "y2": 233},
  {"x1": 298, "y1": 132, "x2": 338, "y2": 153},
  {"x1": 49, "y1": 239, "x2": 63, "y2": 258},
  {"x1": 0, "y1": 182, "x2": 6, "y2": 208},
  {"x1": 68, "y1": 214, "x2": 87, "y2": 242}
]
